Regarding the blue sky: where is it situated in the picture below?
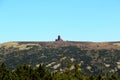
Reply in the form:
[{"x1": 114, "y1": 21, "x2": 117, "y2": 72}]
[{"x1": 0, "y1": 0, "x2": 120, "y2": 43}]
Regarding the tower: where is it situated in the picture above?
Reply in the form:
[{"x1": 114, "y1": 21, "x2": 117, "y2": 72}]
[
  {"x1": 55, "y1": 35, "x2": 63, "y2": 41},
  {"x1": 58, "y1": 35, "x2": 61, "y2": 41}
]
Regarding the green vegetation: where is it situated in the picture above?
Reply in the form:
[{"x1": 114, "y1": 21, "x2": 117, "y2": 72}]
[
  {"x1": 2, "y1": 46, "x2": 120, "y2": 76},
  {"x1": 0, "y1": 63, "x2": 120, "y2": 80},
  {"x1": 1, "y1": 42, "x2": 120, "y2": 77}
]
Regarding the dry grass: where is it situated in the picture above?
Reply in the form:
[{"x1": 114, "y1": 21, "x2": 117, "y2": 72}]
[
  {"x1": 0, "y1": 42, "x2": 40, "y2": 50},
  {"x1": 0, "y1": 41, "x2": 120, "y2": 50}
]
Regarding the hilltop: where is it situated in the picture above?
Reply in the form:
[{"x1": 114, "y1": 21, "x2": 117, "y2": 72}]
[{"x1": 1, "y1": 41, "x2": 120, "y2": 51}]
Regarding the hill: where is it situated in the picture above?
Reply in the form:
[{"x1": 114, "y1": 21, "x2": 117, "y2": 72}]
[{"x1": 0, "y1": 41, "x2": 120, "y2": 75}]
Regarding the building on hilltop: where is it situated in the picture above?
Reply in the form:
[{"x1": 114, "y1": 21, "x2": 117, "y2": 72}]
[{"x1": 55, "y1": 35, "x2": 63, "y2": 41}]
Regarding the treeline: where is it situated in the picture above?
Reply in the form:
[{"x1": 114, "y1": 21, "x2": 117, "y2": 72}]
[{"x1": 0, "y1": 63, "x2": 120, "y2": 80}]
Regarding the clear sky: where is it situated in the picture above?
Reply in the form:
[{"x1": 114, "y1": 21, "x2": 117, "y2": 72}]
[{"x1": 0, "y1": 0, "x2": 120, "y2": 43}]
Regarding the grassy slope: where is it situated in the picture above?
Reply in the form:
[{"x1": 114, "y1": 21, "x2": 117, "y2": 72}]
[{"x1": 0, "y1": 41, "x2": 120, "y2": 75}]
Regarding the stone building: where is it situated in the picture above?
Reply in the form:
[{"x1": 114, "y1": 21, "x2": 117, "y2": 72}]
[{"x1": 55, "y1": 35, "x2": 63, "y2": 41}]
